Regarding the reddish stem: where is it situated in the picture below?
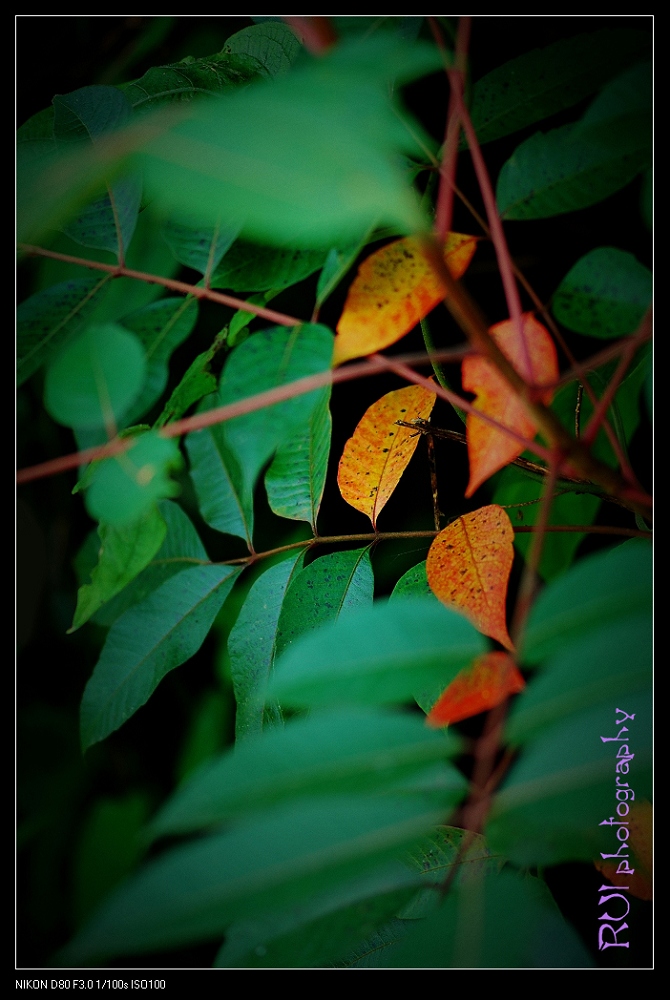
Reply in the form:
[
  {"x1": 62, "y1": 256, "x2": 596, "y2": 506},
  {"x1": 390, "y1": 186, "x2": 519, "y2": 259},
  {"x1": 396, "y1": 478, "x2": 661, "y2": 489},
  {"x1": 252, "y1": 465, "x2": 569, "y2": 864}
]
[
  {"x1": 582, "y1": 310, "x2": 652, "y2": 448},
  {"x1": 18, "y1": 244, "x2": 302, "y2": 327},
  {"x1": 431, "y1": 16, "x2": 470, "y2": 242}
]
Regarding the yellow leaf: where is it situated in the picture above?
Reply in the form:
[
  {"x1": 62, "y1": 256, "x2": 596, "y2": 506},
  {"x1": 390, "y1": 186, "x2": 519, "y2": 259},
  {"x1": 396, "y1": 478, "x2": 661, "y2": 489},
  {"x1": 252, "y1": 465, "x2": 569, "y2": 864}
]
[
  {"x1": 337, "y1": 383, "x2": 436, "y2": 529},
  {"x1": 333, "y1": 233, "x2": 478, "y2": 365},
  {"x1": 462, "y1": 313, "x2": 558, "y2": 497},
  {"x1": 426, "y1": 505, "x2": 515, "y2": 650}
]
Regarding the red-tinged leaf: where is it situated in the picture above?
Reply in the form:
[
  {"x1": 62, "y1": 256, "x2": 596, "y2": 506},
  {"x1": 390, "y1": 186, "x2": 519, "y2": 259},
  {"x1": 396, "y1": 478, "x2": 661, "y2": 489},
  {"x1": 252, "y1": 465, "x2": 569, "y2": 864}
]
[
  {"x1": 595, "y1": 800, "x2": 652, "y2": 901},
  {"x1": 426, "y1": 505, "x2": 515, "y2": 651},
  {"x1": 333, "y1": 233, "x2": 478, "y2": 366},
  {"x1": 462, "y1": 313, "x2": 558, "y2": 497},
  {"x1": 426, "y1": 651, "x2": 525, "y2": 727},
  {"x1": 337, "y1": 383, "x2": 436, "y2": 529}
]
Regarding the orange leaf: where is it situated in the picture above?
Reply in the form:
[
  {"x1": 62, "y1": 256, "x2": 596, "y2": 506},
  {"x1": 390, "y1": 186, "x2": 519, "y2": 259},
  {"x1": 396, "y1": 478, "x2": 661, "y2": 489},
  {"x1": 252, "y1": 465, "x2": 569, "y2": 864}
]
[
  {"x1": 595, "y1": 800, "x2": 652, "y2": 901},
  {"x1": 461, "y1": 313, "x2": 558, "y2": 497},
  {"x1": 426, "y1": 505, "x2": 515, "y2": 650},
  {"x1": 426, "y1": 651, "x2": 525, "y2": 727},
  {"x1": 337, "y1": 383, "x2": 436, "y2": 529},
  {"x1": 333, "y1": 233, "x2": 478, "y2": 366}
]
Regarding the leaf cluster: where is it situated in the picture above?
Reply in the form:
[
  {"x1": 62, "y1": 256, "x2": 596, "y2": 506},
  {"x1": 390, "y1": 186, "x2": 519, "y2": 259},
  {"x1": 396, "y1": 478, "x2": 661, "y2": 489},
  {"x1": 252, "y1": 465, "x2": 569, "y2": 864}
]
[{"x1": 17, "y1": 16, "x2": 652, "y2": 970}]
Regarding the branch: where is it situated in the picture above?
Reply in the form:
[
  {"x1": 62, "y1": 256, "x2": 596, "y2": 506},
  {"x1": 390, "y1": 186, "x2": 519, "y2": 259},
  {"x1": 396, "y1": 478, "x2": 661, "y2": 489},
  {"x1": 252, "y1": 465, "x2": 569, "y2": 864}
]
[
  {"x1": 18, "y1": 244, "x2": 303, "y2": 328},
  {"x1": 213, "y1": 522, "x2": 651, "y2": 568},
  {"x1": 416, "y1": 236, "x2": 652, "y2": 516}
]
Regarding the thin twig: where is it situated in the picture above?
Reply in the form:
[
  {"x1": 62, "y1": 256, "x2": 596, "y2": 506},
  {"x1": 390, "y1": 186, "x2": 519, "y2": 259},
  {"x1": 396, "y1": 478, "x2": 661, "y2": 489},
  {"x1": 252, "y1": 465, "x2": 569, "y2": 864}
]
[{"x1": 18, "y1": 243, "x2": 303, "y2": 327}]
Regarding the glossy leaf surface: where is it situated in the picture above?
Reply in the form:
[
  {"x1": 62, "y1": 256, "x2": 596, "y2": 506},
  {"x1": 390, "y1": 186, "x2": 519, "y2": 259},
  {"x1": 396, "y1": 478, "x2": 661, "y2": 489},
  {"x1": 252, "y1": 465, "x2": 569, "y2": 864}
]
[
  {"x1": 333, "y1": 234, "x2": 477, "y2": 365},
  {"x1": 462, "y1": 313, "x2": 558, "y2": 496},
  {"x1": 426, "y1": 506, "x2": 515, "y2": 651},
  {"x1": 337, "y1": 384, "x2": 436, "y2": 528}
]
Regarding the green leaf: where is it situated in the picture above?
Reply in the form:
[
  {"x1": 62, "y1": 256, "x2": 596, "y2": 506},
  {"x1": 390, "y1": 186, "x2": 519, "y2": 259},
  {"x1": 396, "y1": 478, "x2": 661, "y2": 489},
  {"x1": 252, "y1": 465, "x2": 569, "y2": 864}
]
[
  {"x1": 265, "y1": 390, "x2": 332, "y2": 529},
  {"x1": 227, "y1": 552, "x2": 305, "y2": 741},
  {"x1": 497, "y1": 61, "x2": 651, "y2": 221},
  {"x1": 216, "y1": 880, "x2": 416, "y2": 969},
  {"x1": 210, "y1": 239, "x2": 329, "y2": 293},
  {"x1": 161, "y1": 217, "x2": 241, "y2": 276},
  {"x1": 550, "y1": 348, "x2": 650, "y2": 470},
  {"x1": 222, "y1": 22, "x2": 302, "y2": 79},
  {"x1": 521, "y1": 540, "x2": 652, "y2": 664},
  {"x1": 53, "y1": 85, "x2": 133, "y2": 143},
  {"x1": 150, "y1": 707, "x2": 462, "y2": 838},
  {"x1": 120, "y1": 50, "x2": 261, "y2": 114},
  {"x1": 492, "y1": 468, "x2": 601, "y2": 582},
  {"x1": 139, "y1": 36, "x2": 437, "y2": 246},
  {"x1": 496, "y1": 120, "x2": 649, "y2": 220},
  {"x1": 60, "y1": 174, "x2": 142, "y2": 259},
  {"x1": 508, "y1": 614, "x2": 651, "y2": 744},
  {"x1": 53, "y1": 86, "x2": 141, "y2": 257},
  {"x1": 93, "y1": 499, "x2": 208, "y2": 627},
  {"x1": 337, "y1": 918, "x2": 411, "y2": 967},
  {"x1": 275, "y1": 547, "x2": 374, "y2": 659},
  {"x1": 33, "y1": 213, "x2": 181, "y2": 323},
  {"x1": 155, "y1": 348, "x2": 218, "y2": 428},
  {"x1": 552, "y1": 247, "x2": 652, "y2": 339},
  {"x1": 70, "y1": 505, "x2": 167, "y2": 632},
  {"x1": 486, "y1": 690, "x2": 651, "y2": 867},
  {"x1": 218, "y1": 324, "x2": 334, "y2": 507},
  {"x1": 400, "y1": 827, "x2": 504, "y2": 919},
  {"x1": 315, "y1": 237, "x2": 369, "y2": 310},
  {"x1": 44, "y1": 323, "x2": 146, "y2": 430},
  {"x1": 80, "y1": 563, "x2": 240, "y2": 750},
  {"x1": 17, "y1": 275, "x2": 113, "y2": 386},
  {"x1": 390, "y1": 560, "x2": 434, "y2": 600},
  {"x1": 375, "y1": 869, "x2": 593, "y2": 967},
  {"x1": 119, "y1": 296, "x2": 199, "y2": 425},
  {"x1": 84, "y1": 432, "x2": 183, "y2": 526},
  {"x1": 185, "y1": 410, "x2": 254, "y2": 547},
  {"x1": 269, "y1": 597, "x2": 487, "y2": 709},
  {"x1": 468, "y1": 29, "x2": 651, "y2": 147},
  {"x1": 60, "y1": 794, "x2": 446, "y2": 963}
]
